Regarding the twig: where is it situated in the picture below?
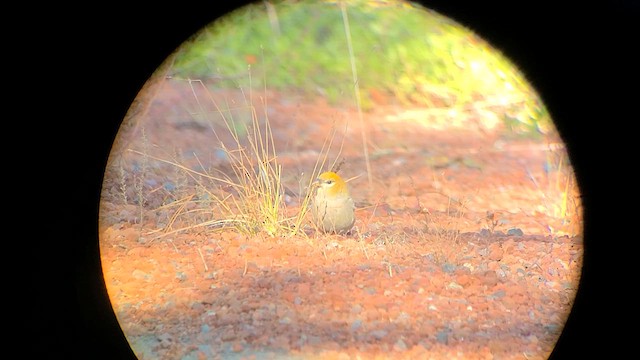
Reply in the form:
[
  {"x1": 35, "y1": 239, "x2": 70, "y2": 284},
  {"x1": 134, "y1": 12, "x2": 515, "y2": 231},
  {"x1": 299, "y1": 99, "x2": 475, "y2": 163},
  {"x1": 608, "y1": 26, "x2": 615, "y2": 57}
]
[
  {"x1": 196, "y1": 247, "x2": 209, "y2": 272},
  {"x1": 242, "y1": 258, "x2": 248, "y2": 277}
]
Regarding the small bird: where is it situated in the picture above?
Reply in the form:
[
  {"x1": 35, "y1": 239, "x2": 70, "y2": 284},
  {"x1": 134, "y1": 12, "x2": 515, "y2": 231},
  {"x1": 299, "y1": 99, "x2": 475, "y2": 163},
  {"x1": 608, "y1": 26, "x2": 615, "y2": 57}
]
[{"x1": 312, "y1": 171, "x2": 355, "y2": 234}]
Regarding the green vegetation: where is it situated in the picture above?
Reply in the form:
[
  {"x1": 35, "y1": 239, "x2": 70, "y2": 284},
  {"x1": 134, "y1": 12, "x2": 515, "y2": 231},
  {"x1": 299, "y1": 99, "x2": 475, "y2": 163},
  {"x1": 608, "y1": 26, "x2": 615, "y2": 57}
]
[{"x1": 172, "y1": 0, "x2": 550, "y2": 136}]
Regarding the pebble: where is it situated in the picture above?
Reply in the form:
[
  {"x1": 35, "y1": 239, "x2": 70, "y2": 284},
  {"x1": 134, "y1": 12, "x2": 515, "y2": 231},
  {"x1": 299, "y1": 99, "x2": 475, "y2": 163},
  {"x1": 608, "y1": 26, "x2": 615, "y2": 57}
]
[
  {"x1": 441, "y1": 263, "x2": 456, "y2": 273},
  {"x1": 507, "y1": 228, "x2": 524, "y2": 236},
  {"x1": 482, "y1": 271, "x2": 499, "y2": 287},
  {"x1": 446, "y1": 281, "x2": 463, "y2": 290},
  {"x1": 544, "y1": 324, "x2": 560, "y2": 333},
  {"x1": 364, "y1": 287, "x2": 376, "y2": 295},
  {"x1": 175, "y1": 272, "x2": 188, "y2": 282},
  {"x1": 394, "y1": 338, "x2": 408, "y2": 351},
  {"x1": 435, "y1": 330, "x2": 449, "y2": 344},
  {"x1": 369, "y1": 329, "x2": 388, "y2": 340},
  {"x1": 396, "y1": 312, "x2": 411, "y2": 325},
  {"x1": 479, "y1": 228, "x2": 492, "y2": 237},
  {"x1": 488, "y1": 289, "x2": 506, "y2": 300},
  {"x1": 131, "y1": 269, "x2": 150, "y2": 281},
  {"x1": 157, "y1": 332, "x2": 173, "y2": 349}
]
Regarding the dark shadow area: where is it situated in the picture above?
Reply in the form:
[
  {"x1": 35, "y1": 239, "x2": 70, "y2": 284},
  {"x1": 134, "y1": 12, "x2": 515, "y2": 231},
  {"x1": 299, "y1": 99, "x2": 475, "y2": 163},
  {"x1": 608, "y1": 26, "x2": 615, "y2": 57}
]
[{"x1": 108, "y1": 254, "x2": 573, "y2": 358}]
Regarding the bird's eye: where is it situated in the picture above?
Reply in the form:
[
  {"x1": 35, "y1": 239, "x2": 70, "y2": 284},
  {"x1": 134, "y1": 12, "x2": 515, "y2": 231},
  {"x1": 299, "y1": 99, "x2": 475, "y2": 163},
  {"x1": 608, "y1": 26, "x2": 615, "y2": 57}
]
[{"x1": 326, "y1": 180, "x2": 334, "y2": 185}]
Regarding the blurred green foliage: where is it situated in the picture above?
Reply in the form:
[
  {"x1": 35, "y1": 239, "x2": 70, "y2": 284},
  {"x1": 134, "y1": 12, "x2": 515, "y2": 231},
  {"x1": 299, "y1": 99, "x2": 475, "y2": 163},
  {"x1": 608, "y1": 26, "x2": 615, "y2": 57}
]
[{"x1": 172, "y1": 0, "x2": 551, "y2": 136}]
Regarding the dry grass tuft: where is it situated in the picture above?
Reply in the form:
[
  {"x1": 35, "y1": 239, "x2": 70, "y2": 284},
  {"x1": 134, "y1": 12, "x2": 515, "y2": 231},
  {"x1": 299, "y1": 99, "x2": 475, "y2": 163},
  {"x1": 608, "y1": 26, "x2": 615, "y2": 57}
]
[{"x1": 129, "y1": 74, "x2": 355, "y2": 241}]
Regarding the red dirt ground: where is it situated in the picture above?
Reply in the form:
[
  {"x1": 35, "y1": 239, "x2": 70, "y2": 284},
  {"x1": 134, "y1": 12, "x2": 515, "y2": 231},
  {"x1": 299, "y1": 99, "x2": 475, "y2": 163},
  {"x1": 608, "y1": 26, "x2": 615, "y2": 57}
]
[{"x1": 99, "y1": 79, "x2": 582, "y2": 359}]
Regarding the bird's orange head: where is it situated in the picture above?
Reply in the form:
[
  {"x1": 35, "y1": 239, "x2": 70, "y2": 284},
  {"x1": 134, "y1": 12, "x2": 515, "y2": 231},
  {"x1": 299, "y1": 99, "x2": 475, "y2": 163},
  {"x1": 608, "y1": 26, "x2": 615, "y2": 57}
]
[{"x1": 316, "y1": 171, "x2": 349, "y2": 197}]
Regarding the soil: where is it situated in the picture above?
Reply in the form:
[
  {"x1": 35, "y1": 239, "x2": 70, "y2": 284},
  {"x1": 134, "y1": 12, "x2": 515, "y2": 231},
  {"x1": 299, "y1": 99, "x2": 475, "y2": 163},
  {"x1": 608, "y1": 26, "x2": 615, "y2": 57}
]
[{"x1": 99, "y1": 79, "x2": 583, "y2": 359}]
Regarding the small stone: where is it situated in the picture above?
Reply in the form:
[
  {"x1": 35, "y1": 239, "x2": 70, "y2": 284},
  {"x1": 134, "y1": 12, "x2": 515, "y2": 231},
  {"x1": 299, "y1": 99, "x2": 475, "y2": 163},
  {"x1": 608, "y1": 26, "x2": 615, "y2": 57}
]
[
  {"x1": 393, "y1": 338, "x2": 408, "y2": 351},
  {"x1": 422, "y1": 253, "x2": 436, "y2": 262},
  {"x1": 396, "y1": 312, "x2": 411, "y2": 325},
  {"x1": 446, "y1": 281, "x2": 463, "y2": 290},
  {"x1": 351, "y1": 319, "x2": 363, "y2": 331},
  {"x1": 526, "y1": 335, "x2": 539, "y2": 344},
  {"x1": 482, "y1": 271, "x2": 499, "y2": 287},
  {"x1": 507, "y1": 228, "x2": 524, "y2": 236},
  {"x1": 175, "y1": 272, "x2": 187, "y2": 282},
  {"x1": 442, "y1": 263, "x2": 456, "y2": 273},
  {"x1": 131, "y1": 269, "x2": 149, "y2": 281},
  {"x1": 369, "y1": 329, "x2": 388, "y2": 340},
  {"x1": 546, "y1": 281, "x2": 560, "y2": 289},
  {"x1": 488, "y1": 289, "x2": 506, "y2": 300},
  {"x1": 544, "y1": 324, "x2": 561, "y2": 333},
  {"x1": 436, "y1": 331, "x2": 449, "y2": 344},
  {"x1": 157, "y1": 333, "x2": 173, "y2": 349},
  {"x1": 365, "y1": 287, "x2": 376, "y2": 295}
]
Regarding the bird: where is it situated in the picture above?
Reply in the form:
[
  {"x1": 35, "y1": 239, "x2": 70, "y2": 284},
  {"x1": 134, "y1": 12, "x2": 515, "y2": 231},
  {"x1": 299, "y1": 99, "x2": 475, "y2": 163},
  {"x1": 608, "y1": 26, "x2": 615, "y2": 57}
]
[{"x1": 312, "y1": 171, "x2": 355, "y2": 234}]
